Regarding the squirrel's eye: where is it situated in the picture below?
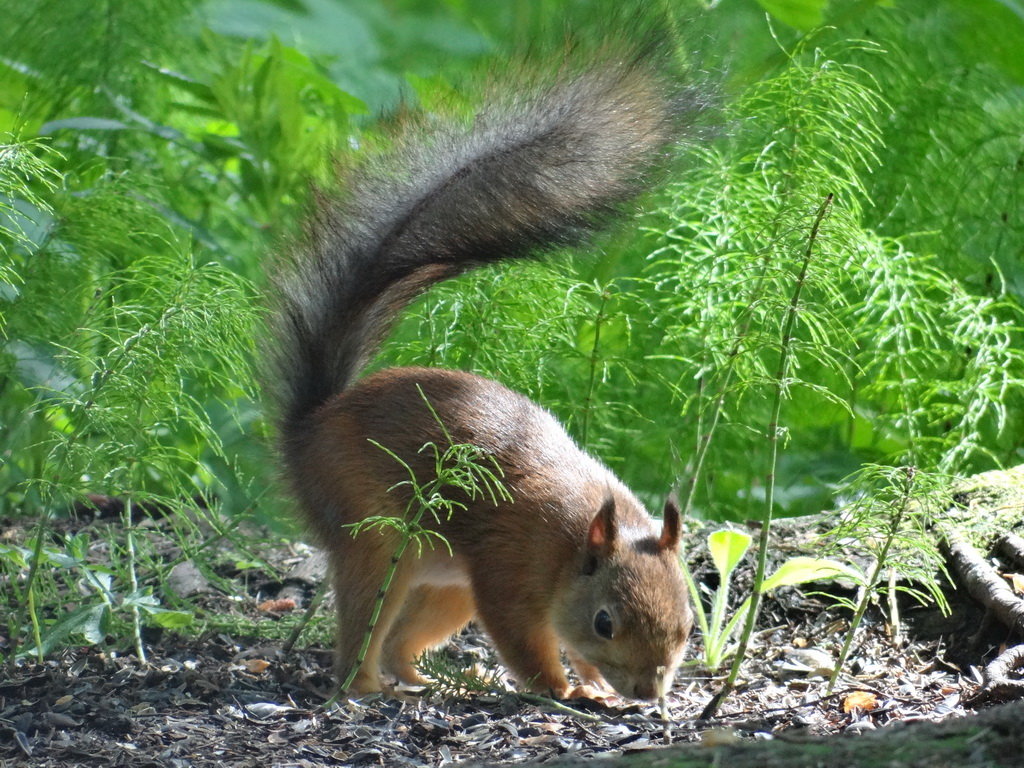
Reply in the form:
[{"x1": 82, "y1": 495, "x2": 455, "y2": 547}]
[{"x1": 593, "y1": 609, "x2": 614, "y2": 640}]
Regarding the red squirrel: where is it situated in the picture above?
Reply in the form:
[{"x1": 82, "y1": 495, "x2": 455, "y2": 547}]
[{"x1": 267, "y1": 51, "x2": 705, "y2": 700}]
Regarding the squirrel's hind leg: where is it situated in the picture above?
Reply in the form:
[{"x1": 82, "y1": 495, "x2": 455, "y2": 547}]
[
  {"x1": 329, "y1": 534, "x2": 415, "y2": 695},
  {"x1": 381, "y1": 584, "x2": 476, "y2": 685}
]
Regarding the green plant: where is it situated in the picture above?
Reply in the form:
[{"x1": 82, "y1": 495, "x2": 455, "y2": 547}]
[
  {"x1": 643, "y1": 29, "x2": 1021, "y2": 712},
  {"x1": 1, "y1": 528, "x2": 193, "y2": 662},
  {"x1": 683, "y1": 528, "x2": 853, "y2": 671},
  {"x1": 148, "y1": 34, "x2": 362, "y2": 227},
  {"x1": 337, "y1": 387, "x2": 511, "y2": 694},
  {"x1": 718, "y1": 190, "x2": 836, "y2": 708},
  {"x1": 1, "y1": 0, "x2": 1021, "y2": 679},
  {"x1": 416, "y1": 648, "x2": 505, "y2": 699},
  {"x1": 1, "y1": 160, "x2": 260, "y2": 663},
  {"x1": 821, "y1": 464, "x2": 952, "y2": 693}
]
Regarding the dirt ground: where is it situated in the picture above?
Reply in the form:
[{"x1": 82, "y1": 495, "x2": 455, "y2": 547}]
[{"x1": 1, "y1": 506, "x2": 1018, "y2": 767}]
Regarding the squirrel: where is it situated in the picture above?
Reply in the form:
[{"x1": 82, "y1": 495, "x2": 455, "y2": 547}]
[{"x1": 267, "y1": 49, "x2": 706, "y2": 701}]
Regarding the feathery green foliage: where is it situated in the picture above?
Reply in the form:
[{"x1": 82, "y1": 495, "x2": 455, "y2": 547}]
[
  {"x1": 337, "y1": 387, "x2": 510, "y2": 695},
  {"x1": 416, "y1": 649, "x2": 505, "y2": 699},
  {"x1": 822, "y1": 464, "x2": 953, "y2": 693},
  {"x1": 0, "y1": 139, "x2": 62, "y2": 325},
  {"x1": 0, "y1": 142, "x2": 261, "y2": 658}
]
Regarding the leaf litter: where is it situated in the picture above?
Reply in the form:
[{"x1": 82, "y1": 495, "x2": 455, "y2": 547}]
[{"x1": 0, "y1": 511, "x2": 1013, "y2": 767}]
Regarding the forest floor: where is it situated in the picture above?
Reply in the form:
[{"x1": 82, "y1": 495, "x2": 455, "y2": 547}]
[{"x1": 0, "y1": 504, "x2": 1018, "y2": 768}]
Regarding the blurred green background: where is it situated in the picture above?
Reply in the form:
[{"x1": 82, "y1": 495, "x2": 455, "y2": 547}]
[{"x1": 1, "y1": 0, "x2": 1022, "y2": 534}]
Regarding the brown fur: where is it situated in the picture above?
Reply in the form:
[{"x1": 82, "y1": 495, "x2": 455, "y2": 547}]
[
  {"x1": 288, "y1": 368, "x2": 692, "y2": 698},
  {"x1": 267, "y1": 55, "x2": 707, "y2": 699}
]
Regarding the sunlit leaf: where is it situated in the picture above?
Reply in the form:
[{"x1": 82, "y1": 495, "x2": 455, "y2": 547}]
[
  {"x1": 709, "y1": 529, "x2": 752, "y2": 578},
  {"x1": 761, "y1": 557, "x2": 863, "y2": 592}
]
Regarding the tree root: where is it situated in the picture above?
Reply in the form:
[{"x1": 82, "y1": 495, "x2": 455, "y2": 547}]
[
  {"x1": 966, "y1": 643, "x2": 1024, "y2": 706},
  {"x1": 941, "y1": 531, "x2": 1024, "y2": 636},
  {"x1": 994, "y1": 533, "x2": 1024, "y2": 570}
]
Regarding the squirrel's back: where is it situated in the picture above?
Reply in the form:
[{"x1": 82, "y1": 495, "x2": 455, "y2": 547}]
[{"x1": 293, "y1": 367, "x2": 623, "y2": 547}]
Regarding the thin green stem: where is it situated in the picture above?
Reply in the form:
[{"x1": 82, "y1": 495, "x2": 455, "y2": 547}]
[
  {"x1": 283, "y1": 578, "x2": 329, "y2": 653},
  {"x1": 123, "y1": 497, "x2": 146, "y2": 663},
  {"x1": 331, "y1": 391, "x2": 509, "y2": 702},
  {"x1": 13, "y1": 510, "x2": 52, "y2": 664},
  {"x1": 703, "y1": 193, "x2": 833, "y2": 719},
  {"x1": 679, "y1": 260, "x2": 775, "y2": 519},
  {"x1": 516, "y1": 692, "x2": 606, "y2": 722},
  {"x1": 338, "y1": 538, "x2": 413, "y2": 696},
  {"x1": 581, "y1": 287, "x2": 609, "y2": 450}
]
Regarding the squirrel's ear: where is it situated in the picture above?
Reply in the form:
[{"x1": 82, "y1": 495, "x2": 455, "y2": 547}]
[
  {"x1": 658, "y1": 497, "x2": 681, "y2": 551},
  {"x1": 587, "y1": 497, "x2": 618, "y2": 555}
]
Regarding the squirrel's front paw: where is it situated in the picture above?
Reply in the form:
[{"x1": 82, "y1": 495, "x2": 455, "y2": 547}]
[{"x1": 565, "y1": 683, "x2": 617, "y2": 702}]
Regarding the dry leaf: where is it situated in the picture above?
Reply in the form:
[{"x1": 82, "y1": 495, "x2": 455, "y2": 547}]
[
  {"x1": 257, "y1": 598, "x2": 297, "y2": 613},
  {"x1": 245, "y1": 658, "x2": 272, "y2": 674},
  {"x1": 1009, "y1": 573, "x2": 1024, "y2": 595},
  {"x1": 843, "y1": 690, "x2": 879, "y2": 713},
  {"x1": 700, "y1": 728, "x2": 742, "y2": 747}
]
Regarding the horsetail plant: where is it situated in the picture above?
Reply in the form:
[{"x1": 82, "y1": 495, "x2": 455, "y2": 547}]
[{"x1": 336, "y1": 386, "x2": 511, "y2": 697}]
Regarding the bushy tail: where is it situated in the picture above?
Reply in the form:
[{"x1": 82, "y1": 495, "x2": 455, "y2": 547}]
[{"x1": 268, "y1": 52, "x2": 707, "y2": 441}]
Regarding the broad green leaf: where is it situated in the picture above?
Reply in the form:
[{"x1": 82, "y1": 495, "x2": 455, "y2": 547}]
[
  {"x1": 992, "y1": 0, "x2": 1024, "y2": 18},
  {"x1": 761, "y1": 557, "x2": 863, "y2": 592},
  {"x1": 145, "y1": 62, "x2": 217, "y2": 104},
  {"x1": 950, "y1": 0, "x2": 1024, "y2": 83},
  {"x1": 123, "y1": 590, "x2": 161, "y2": 610},
  {"x1": 680, "y1": 564, "x2": 711, "y2": 640},
  {"x1": 81, "y1": 568, "x2": 113, "y2": 596},
  {"x1": 43, "y1": 550, "x2": 80, "y2": 568},
  {"x1": 148, "y1": 609, "x2": 194, "y2": 629},
  {"x1": 708, "y1": 529, "x2": 752, "y2": 578},
  {"x1": 27, "y1": 603, "x2": 109, "y2": 656},
  {"x1": 0, "y1": 544, "x2": 30, "y2": 567},
  {"x1": 75, "y1": 604, "x2": 109, "y2": 644}
]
